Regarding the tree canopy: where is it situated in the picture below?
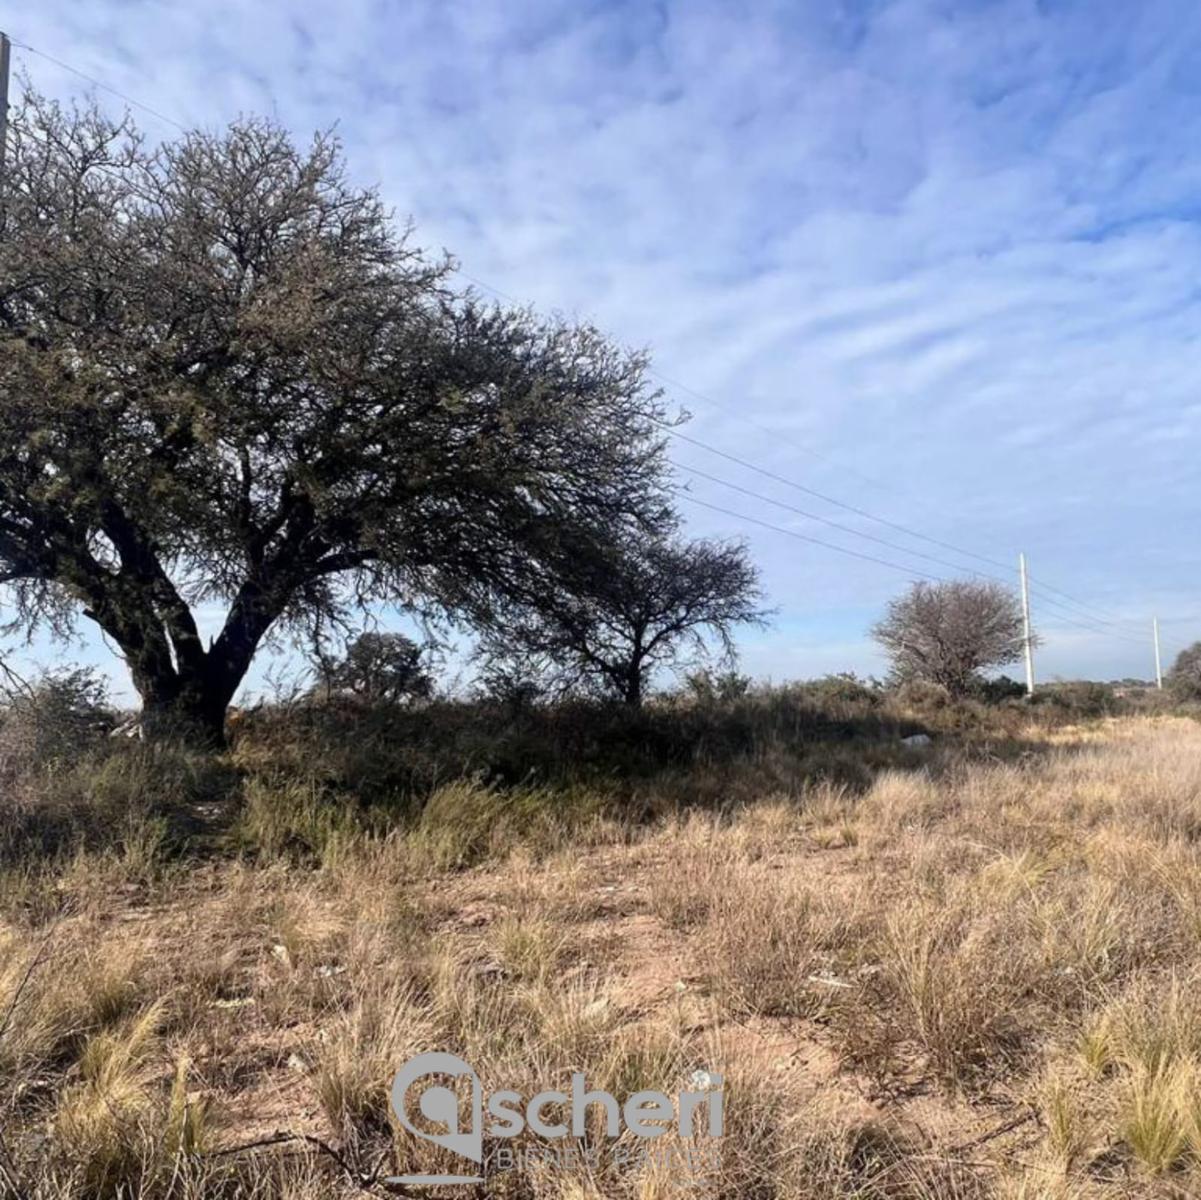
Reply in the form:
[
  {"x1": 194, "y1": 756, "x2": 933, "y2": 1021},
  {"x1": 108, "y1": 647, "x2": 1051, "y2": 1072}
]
[
  {"x1": 478, "y1": 534, "x2": 763, "y2": 706},
  {"x1": 870, "y1": 579, "x2": 1028, "y2": 697},
  {"x1": 0, "y1": 95, "x2": 681, "y2": 740},
  {"x1": 1168, "y1": 642, "x2": 1201, "y2": 701}
]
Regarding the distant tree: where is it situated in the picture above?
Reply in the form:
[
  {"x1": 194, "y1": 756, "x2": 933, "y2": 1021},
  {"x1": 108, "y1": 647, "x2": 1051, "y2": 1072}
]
[
  {"x1": 480, "y1": 536, "x2": 764, "y2": 707},
  {"x1": 1168, "y1": 642, "x2": 1201, "y2": 700},
  {"x1": 317, "y1": 632, "x2": 435, "y2": 705},
  {"x1": 474, "y1": 658, "x2": 553, "y2": 714},
  {"x1": 871, "y1": 580, "x2": 1028, "y2": 697},
  {"x1": 0, "y1": 95, "x2": 677, "y2": 744},
  {"x1": 683, "y1": 666, "x2": 752, "y2": 705}
]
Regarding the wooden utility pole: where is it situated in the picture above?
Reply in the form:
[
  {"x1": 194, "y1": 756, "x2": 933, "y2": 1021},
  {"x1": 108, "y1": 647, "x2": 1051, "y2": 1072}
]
[
  {"x1": 1153, "y1": 617, "x2": 1163, "y2": 690},
  {"x1": 1019, "y1": 552, "x2": 1035, "y2": 697}
]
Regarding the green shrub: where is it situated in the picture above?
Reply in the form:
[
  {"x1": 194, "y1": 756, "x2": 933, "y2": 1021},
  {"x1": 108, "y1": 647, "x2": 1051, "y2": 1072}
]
[
  {"x1": 973, "y1": 674, "x2": 1028, "y2": 703},
  {"x1": 1034, "y1": 681, "x2": 1116, "y2": 718}
]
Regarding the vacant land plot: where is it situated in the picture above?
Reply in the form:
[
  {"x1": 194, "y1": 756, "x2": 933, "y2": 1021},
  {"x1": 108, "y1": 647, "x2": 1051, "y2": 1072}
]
[{"x1": 3, "y1": 713, "x2": 1201, "y2": 1198}]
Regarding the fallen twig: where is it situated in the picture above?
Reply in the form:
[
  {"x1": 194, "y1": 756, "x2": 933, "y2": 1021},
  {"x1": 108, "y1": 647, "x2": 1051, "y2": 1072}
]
[
  {"x1": 947, "y1": 1108, "x2": 1038, "y2": 1154},
  {"x1": 203, "y1": 1130, "x2": 414, "y2": 1197}
]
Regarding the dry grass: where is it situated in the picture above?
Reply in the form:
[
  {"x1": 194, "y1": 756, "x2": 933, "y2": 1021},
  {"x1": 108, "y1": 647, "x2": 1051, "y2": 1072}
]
[{"x1": 2, "y1": 713, "x2": 1201, "y2": 1196}]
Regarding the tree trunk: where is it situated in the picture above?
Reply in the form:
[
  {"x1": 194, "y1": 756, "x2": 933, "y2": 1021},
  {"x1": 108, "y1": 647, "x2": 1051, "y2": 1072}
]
[
  {"x1": 131, "y1": 660, "x2": 240, "y2": 748},
  {"x1": 621, "y1": 638, "x2": 646, "y2": 708},
  {"x1": 94, "y1": 575, "x2": 283, "y2": 749},
  {"x1": 138, "y1": 683, "x2": 230, "y2": 748}
]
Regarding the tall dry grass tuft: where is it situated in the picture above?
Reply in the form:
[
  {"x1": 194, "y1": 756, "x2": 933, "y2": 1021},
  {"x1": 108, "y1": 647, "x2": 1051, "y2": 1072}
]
[
  {"x1": 858, "y1": 892, "x2": 1043, "y2": 1090},
  {"x1": 707, "y1": 870, "x2": 858, "y2": 1019},
  {"x1": 412, "y1": 777, "x2": 614, "y2": 869},
  {"x1": 309, "y1": 979, "x2": 435, "y2": 1143},
  {"x1": 51, "y1": 1001, "x2": 176, "y2": 1195},
  {"x1": 1120, "y1": 1061, "x2": 1190, "y2": 1174}
]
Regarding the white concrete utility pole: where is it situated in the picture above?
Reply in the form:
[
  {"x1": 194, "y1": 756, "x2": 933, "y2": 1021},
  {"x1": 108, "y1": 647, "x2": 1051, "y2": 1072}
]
[
  {"x1": 0, "y1": 32, "x2": 10, "y2": 186},
  {"x1": 1153, "y1": 617, "x2": 1163, "y2": 690},
  {"x1": 1019, "y1": 552, "x2": 1035, "y2": 697}
]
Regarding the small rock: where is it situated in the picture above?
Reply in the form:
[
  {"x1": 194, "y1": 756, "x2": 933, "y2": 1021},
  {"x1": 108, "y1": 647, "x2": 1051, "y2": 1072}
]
[
  {"x1": 901, "y1": 733, "x2": 932, "y2": 747},
  {"x1": 807, "y1": 972, "x2": 852, "y2": 990},
  {"x1": 287, "y1": 1053, "x2": 310, "y2": 1074}
]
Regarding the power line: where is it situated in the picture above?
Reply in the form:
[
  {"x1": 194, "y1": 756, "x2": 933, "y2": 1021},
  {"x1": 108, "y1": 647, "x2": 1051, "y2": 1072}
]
[
  {"x1": 459, "y1": 270, "x2": 1021, "y2": 582},
  {"x1": 459, "y1": 266, "x2": 1147, "y2": 632},
  {"x1": 666, "y1": 421, "x2": 1146, "y2": 633},
  {"x1": 678, "y1": 461, "x2": 994, "y2": 575},
  {"x1": 676, "y1": 492, "x2": 948, "y2": 583},
  {"x1": 9, "y1": 37, "x2": 188, "y2": 133},
  {"x1": 666, "y1": 423, "x2": 998, "y2": 560},
  {"x1": 644, "y1": 362, "x2": 898, "y2": 497},
  {"x1": 676, "y1": 461, "x2": 1150, "y2": 644}
]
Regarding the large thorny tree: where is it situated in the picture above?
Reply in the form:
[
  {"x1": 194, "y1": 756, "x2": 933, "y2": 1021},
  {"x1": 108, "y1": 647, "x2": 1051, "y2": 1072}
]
[
  {"x1": 0, "y1": 96, "x2": 680, "y2": 743},
  {"x1": 871, "y1": 579, "x2": 1029, "y2": 697}
]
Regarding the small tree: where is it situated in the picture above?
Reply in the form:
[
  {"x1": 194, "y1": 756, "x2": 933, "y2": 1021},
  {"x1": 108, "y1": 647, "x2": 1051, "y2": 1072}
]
[
  {"x1": 871, "y1": 580, "x2": 1028, "y2": 697},
  {"x1": 317, "y1": 632, "x2": 434, "y2": 704},
  {"x1": 0, "y1": 664, "x2": 113, "y2": 773},
  {"x1": 1168, "y1": 642, "x2": 1201, "y2": 701},
  {"x1": 480, "y1": 536, "x2": 763, "y2": 707}
]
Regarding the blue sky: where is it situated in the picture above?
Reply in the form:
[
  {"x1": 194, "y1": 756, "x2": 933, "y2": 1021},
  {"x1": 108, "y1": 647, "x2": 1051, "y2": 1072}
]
[{"x1": 6, "y1": 0, "x2": 1201, "y2": 698}]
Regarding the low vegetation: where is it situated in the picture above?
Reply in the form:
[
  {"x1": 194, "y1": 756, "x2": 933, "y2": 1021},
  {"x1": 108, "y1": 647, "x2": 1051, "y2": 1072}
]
[{"x1": 1, "y1": 673, "x2": 1198, "y2": 1198}]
